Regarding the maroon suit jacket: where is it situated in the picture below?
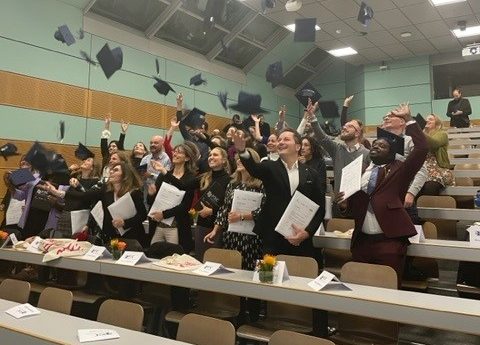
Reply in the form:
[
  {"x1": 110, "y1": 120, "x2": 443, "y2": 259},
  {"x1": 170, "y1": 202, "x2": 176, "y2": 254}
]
[{"x1": 346, "y1": 122, "x2": 428, "y2": 247}]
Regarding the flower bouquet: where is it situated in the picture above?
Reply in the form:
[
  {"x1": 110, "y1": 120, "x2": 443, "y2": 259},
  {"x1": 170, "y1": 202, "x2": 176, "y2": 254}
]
[
  {"x1": 110, "y1": 239, "x2": 127, "y2": 260},
  {"x1": 188, "y1": 208, "x2": 198, "y2": 226},
  {"x1": 256, "y1": 254, "x2": 276, "y2": 284}
]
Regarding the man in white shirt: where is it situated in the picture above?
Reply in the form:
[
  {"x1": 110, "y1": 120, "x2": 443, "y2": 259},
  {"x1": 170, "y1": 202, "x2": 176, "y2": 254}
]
[{"x1": 140, "y1": 135, "x2": 172, "y2": 180}]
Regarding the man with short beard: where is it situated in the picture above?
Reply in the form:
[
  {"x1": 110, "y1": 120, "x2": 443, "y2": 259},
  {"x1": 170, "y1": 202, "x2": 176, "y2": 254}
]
[{"x1": 307, "y1": 99, "x2": 370, "y2": 193}]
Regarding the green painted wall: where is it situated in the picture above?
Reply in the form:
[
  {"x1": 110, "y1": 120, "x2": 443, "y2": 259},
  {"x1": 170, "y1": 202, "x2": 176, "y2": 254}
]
[{"x1": 0, "y1": 0, "x2": 301, "y2": 148}]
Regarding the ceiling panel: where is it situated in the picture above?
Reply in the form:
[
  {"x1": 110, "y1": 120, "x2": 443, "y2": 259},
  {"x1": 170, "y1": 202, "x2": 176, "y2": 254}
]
[
  {"x1": 320, "y1": 20, "x2": 357, "y2": 38},
  {"x1": 388, "y1": 26, "x2": 426, "y2": 42},
  {"x1": 469, "y1": 0, "x2": 480, "y2": 13},
  {"x1": 436, "y1": 1, "x2": 473, "y2": 19},
  {"x1": 340, "y1": 54, "x2": 371, "y2": 65},
  {"x1": 358, "y1": 47, "x2": 390, "y2": 61},
  {"x1": 301, "y1": 48, "x2": 330, "y2": 69},
  {"x1": 282, "y1": 66, "x2": 312, "y2": 89},
  {"x1": 400, "y1": 2, "x2": 443, "y2": 24},
  {"x1": 315, "y1": 30, "x2": 335, "y2": 42},
  {"x1": 266, "y1": 10, "x2": 299, "y2": 26},
  {"x1": 215, "y1": 38, "x2": 262, "y2": 69},
  {"x1": 297, "y1": 3, "x2": 339, "y2": 23},
  {"x1": 390, "y1": 0, "x2": 425, "y2": 7},
  {"x1": 352, "y1": 0, "x2": 397, "y2": 12},
  {"x1": 365, "y1": 30, "x2": 400, "y2": 46},
  {"x1": 343, "y1": 17, "x2": 384, "y2": 33},
  {"x1": 91, "y1": 0, "x2": 167, "y2": 31},
  {"x1": 340, "y1": 35, "x2": 376, "y2": 49},
  {"x1": 374, "y1": 9, "x2": 412, "y2": 29},
  {"x1": 415, "y1": 20, "x2": 452, "y2": 38},
  {"x1": 403, "y1": 39, "x2": 439, "y2": 55},
  {"x1": 378, "y1": 43, "x2": 413, "y2": 57},
  {"x1": 315, "y1": 39, "x2": 347, "y2": 51},
  {"x1": 443, "y1": 14, "x2": 480, "y2": 29},
  {"x1": 241, "y1": 16, "x2": 279, "y2": 43},
  {"x1": 428, "y1": 36, "x2": 462, "y2": 52},
  {"x1": 321, "y1": 0, "x2": 361, "y2": 19}
]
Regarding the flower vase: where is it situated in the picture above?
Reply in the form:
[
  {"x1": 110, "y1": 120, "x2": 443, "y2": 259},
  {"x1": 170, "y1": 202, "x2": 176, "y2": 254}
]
[
  {"x1": 112, "y1": 249, "x2": 123, "y2": 260},
  {"x1": 259, "y1": 270, "x2": 274, "y2": 284}
]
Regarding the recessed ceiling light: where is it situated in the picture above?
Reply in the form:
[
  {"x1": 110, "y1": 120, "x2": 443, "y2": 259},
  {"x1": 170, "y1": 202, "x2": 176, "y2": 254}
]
[
  {"x1": 400, "y1": 32, "x2": 412, "y2": 38},
  {"x1": 452, "y1": 25, "x2": 480, "y2": 38},
  {"x1": 285, "y1": 24, "x2": 321, "y2": 32},
  {"x1": 429, "y1": 0, "x2": 466, "y2": 6},
  {"x1": 327, "y1": 47, "x2": 358, "y2": 57}
]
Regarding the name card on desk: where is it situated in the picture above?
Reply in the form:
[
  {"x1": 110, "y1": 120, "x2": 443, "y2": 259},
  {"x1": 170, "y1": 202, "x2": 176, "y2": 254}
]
[
  {"x1": 5, "y1": 303, "x2": 40, "y2": 319},
  {"x1": 1, "y1": 233, "x2": 18, "y2": 249},
  {"x1": 193, "y1": 261, "x2": 233, "y2": 276},
  {"x1": 308, "y1": 271, "x2": 351, "y2": 291},
  {"x1": 115, "y1": 251, "x2": 151, "y2": 266},
  {"x1": 467, "y1": 225, "x2": 480, "y2": 247},
  {"x1": 253, "y1": 261, "x2": 290, "y2": 284},
  {"x1": 78, "y1": 329, "x2": 120, "y2": 343},
  {"x1": 26, "y1": 236, "x2": 42, "y2": 253},
  {"x1": 409, "y1": 225, "x2": 425, "y2": 244},
  {"x1": 82, "y1": 245, "x2": 112, "y2": 261}
]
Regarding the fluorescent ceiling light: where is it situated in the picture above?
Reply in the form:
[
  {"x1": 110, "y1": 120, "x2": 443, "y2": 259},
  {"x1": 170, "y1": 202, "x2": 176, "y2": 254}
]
[
  {"x1": 284, "y1": 24, "x2": 320, "y2": 32},
  {"x1": 328, "y1": 47, "x2": 358, "y2": 57},
  {"x1": 452, "y1": 25, "x2": 480, "y2": 38},
  {"x1": 429, "y1": 0, "x2": 466, "y2": 6}
]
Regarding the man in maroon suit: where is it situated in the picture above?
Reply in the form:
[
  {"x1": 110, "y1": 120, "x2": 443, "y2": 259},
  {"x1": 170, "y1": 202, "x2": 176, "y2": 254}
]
[{"x1": 335, "y1": 103, "x2": 428, "y2": 283}]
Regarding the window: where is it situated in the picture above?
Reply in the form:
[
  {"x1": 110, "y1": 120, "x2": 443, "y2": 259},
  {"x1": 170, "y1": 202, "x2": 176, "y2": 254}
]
[{"x1": 433, "y1": 60, "x2": 480, "y2": 99}]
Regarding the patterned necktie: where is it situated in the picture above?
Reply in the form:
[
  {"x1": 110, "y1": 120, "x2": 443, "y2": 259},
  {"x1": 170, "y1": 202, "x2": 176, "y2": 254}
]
[{"x1": 367, "y1": 165, "x2": 380, "y2": 195}]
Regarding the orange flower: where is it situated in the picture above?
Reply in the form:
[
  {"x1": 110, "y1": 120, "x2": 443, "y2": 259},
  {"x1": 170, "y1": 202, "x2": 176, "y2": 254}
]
[
  {"x1": 263, "y1": 254, "x2": 276, "y2": 266},
  {"x1": 117, "y1": 241, "x2": 127, "y2": 251},
  {"x1": 0, "y1": 231, "x2": 9, "y2": 241},
  {"x1": 110, "y1": 238, "x2": 119, "y2": 250}
]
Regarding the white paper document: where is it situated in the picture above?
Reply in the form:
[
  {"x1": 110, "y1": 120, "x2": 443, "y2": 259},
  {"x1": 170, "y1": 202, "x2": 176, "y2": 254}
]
[
  {"x1": 5, "y1": 198, "x2": 24, "y2": 225},
  {"x1": 70, "y1": 209, "x2": 90, "y2": 235},
  {"x1": 90, "y1": 201, "x2": 104, "y2": 229},
  {"x1": 324, "y1": 196, "x2": 332, "y2": 220},
  {"x1": 107, "y1": 193, "x2": 137, "y2": 235},
  {"x1": 5, "y1": 303, "x2": 40, "y2": 319},
  {"x1": 308, "y1": 270, "x2": 351, "y2": 291},
  {"x1": 115, "y1": 251, "x2": 151, "y2": 266},
  {"x1": 409, "y1": 225, "x2": 426, "y2": 244},
  {"x1": 26, "y1": 236, "x2": 42, "y2": 253},
  {"x1": 228, "y1": 189, "x2": 263, "y2": 235},
  {"x1": 467, "y1": 225, "x2": 480, "y2": 247},
  {"x1": 193, "y1": 261, "x2": 234, "y2": 276},
  {"x1": 148, "y1": 182, "x2": 185, "y2": 226},
  {"x1": 82, "y1": 245, "x2": 112, "y2": 261},
  {"x1": 275, "y1": 191, "x2": 319, "y2": 238},
  {"x1": 253, "y1": 261, "x2": 290, "y2": 285},
  {"x1": 339, "y1": 155, "x2": 363, "y2": 200},
  {"x1": 78, "y1": 329, "x2": 120, "y2": 343}
]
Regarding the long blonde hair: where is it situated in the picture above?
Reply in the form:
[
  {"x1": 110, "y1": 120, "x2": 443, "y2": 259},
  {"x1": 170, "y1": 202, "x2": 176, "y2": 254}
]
[
  {"x1": 107, "y1": 161, "x2": 142, "y2": 197},
  {"x1": 424, "y1": 114, "x2": 443, "y2": 134},
  {"x1": 232, "y1": 148, "x2": 262, "y2": 189},
  {"x1": 199, "y1": 147, "x2": 230, "y2": 190}
]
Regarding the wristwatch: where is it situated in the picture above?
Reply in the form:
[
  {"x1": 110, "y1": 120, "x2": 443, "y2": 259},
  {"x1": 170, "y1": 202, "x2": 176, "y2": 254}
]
[{"x1": 240, "y1": 214, "x2": 245, "y2": 221}]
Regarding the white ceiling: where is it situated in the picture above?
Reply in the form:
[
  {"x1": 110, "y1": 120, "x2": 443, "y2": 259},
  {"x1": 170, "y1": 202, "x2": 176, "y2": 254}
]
[{"x1": 244, "y1": 0, "x2": 480, "y2": 65}]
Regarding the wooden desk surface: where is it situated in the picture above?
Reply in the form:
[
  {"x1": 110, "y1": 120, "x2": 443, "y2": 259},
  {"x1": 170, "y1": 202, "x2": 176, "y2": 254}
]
[
  {"x1": 0, "y1": 299, "x2": 189, "y2": 345},
  {"x1": 418, "y1": 206, "x2": 480, "y2": 220}
]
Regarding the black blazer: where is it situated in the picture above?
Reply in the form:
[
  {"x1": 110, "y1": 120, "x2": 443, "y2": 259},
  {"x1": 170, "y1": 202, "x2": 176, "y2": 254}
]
[{"x1": 240, "y1": 154, "x2": 326, "y2": 252}]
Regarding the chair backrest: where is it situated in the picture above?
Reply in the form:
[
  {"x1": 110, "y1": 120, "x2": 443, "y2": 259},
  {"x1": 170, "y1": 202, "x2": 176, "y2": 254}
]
[
  {"x1": 454, "y1": 163, "x2": 480, "y2": 171},
  {"x1": 97, "y1": 299, "x2": 144, "y2": 331},
  {"x1": 196, "y1": 249, "x2": 242, "y2": 314},
  {"x1": 417, "y1": 196, "x2": 457, "y2": 240},
  {"x1": 177, "y1": 313, "x2": 236, "y2": 345},
  {"x1": 0, "y1": 279, "x2": 31, "y2": 303},
  {"x1": 411, "y1": 222, "x2": 439, "y2": 279},
  {"x1": 455, "y1": 177, "x2": 474, "y2": 186},
  {"x1": 469, "y1": 152, "x2": 480, "y2": 158},
  {"x1": 326, "y1": 218, "x2": 355, "y2": 232},
  {"x1": 38, "y1": 287, "x2": 73, "y2": 315},
  {"x1": 422, "y1": 222, "x2": 437, "y2": 239},
  {"x1": 269, "y1": 330, "x2": 335, "y2": 345},
  {"x1": 267, "y1": 255, "x2": 318, "y2": 324},
  {"x1": 339, "y1": 262, "x2": 398, "y2": 342}
]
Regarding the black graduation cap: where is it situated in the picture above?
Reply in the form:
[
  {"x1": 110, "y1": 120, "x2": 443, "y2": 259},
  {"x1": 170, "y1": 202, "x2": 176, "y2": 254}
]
[
  {"x1": 80, "y1": 50, "x2": 96, "y2": 65},
  {"x1": 376, "y1": 127, "x2": 405, "y2": 157},
  {"x1": 0, "y1": 143, "x2": 18, "y2": 160},
  {"x1": 46, "y1": 153, "x2": 70, "y2": 185},
  {"x1": 96, "y1": 43, "x2": 123, "y2": 79},
  {"x1": 153, "y1": 77, "x2": 175, "y2": 96},
  {"x1": 295, "y1": 82, "x2": 321, "y2": 107},
  {"x1": 136, "y1": 163, "x2": 148, "y2": 174},
  {"x1": 59, "y1": 121, "x2": 65, "y2": 142},
  {"x1": 415, "y1": 113, "x2": 426, "y2": 130},
  {"x1": 229, "y1": 91, "x2": 268, "y2": 115},
  {"x1": 294, "y1": 18, "x2": 316, "y2": 42},
  {"x1": 155, "y1": 58, "x2": 160, "y2": 75},
  {"x1": 318, "y1": 101, "x2": 340, "y2": 118},
  {"x1": 75, "y1": 142, "x2": 95, "y2": 160},
  {"x1": 54, "y1": 25, "x2": 76, "y2": 46},
  {"x1": 218, "y1": 92, "x2": 228, "y2": 110},
  {"x1": 183, "y1": 108, "x2": 206, "y2": 129},
  {"x1": 190, "y1": 73, "x2": 207, "y2": 87},
  {"x1": 265, "y1": 61, "x2": 283, "y2": 88},
  {"x1": 25, "y1": 142, "x2": 49, "y2": 173},
  {"x1": 9, "y1": 168, "x2": 35, "y2": 187},
  {"x1": 78, "y1": 28, "x2": 85, "y2": 40},
  {"x1": 357, "y1": 2, "x2": 374, "y2": 27},
  {"x1": 261, "y1": 0, "x2": 276, "y2": 14}
]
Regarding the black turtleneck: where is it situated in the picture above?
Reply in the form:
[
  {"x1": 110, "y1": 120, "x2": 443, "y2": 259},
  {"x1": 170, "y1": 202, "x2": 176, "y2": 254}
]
[{"x1": 196, "y1": 169, "x2": 231, "y2": 229}]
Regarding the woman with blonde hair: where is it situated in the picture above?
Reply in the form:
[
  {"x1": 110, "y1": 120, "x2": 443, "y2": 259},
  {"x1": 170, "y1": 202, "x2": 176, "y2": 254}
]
[{"x1": 422, "y1": 114, "x2": 454, "y2": 195}]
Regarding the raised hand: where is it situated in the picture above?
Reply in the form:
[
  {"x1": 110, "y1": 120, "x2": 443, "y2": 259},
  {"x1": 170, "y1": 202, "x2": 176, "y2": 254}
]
[
  {"x1": 176, "y1": 93, "x2": 183, "y2": 110},
  {"x1": 344, "y1": 95, "x2": 354, "y2": 108},
  {"x1": 306, "y1": 98, "x2": 318, "y2": 118},
  {"x1": 390, "y1": 102, "x2": 411, "y2": 122},
  {"x1": 104, "y1": 113, "x2": 112, "y2": 129},
  {"x1": 170, "y1": 118, "x2": 180, "y2": 128},
  {"x1": 251, "y1": 114, "x2": 260, "y2": 123},
  {"x1": 278, "y1": 105, "x2": 287, "y2": 120},
  {"x1": 151, "y1": 160, "x2": 167, "y2": 175},
  {"x1": 121, "y1": 119, "x2": 130, "y2": 133},
  {"x1": 232, "y1": 130, "x2": 247, "y2": 153}
]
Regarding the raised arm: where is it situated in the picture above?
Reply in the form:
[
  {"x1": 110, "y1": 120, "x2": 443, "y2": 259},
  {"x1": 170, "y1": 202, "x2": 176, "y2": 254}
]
[{"x1": 340, "y1": 95, "x2": 354, "y2": 126}]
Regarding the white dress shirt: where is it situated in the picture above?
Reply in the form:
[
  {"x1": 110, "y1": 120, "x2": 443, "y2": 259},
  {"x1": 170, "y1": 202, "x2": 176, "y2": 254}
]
[
  {"x1": 281, "y1": 159, "x2": 299, "y2": 196},
  {"x1": 360, "y1": 162, "x2": 386, "y2": 235}
]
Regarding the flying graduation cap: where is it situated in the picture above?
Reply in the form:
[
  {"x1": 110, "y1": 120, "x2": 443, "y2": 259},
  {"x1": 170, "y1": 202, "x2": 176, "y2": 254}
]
[
  {"x1": 155, "y1": 58, "x2": 160, "y2": 75},
  {"x1": 294, "y1": 18, "x2": 316, "y2": 42},
  {"x1": 376, "y1": 127, "x2": 405, "y2": 157},
  {"x1": 80, "y1": 50, "x2": 96, "y2": 65},
  {"x1": 59, "y1": 121, "x2": 65, "y2": 142},
  {"x1": 229, "y1": 91, "x2": 268, "y2": 114},
  {"x1": 183, "y1": 108, "x2": 206, "y2": 130},
  {"x1": 0, "y1": 143, "x2": 18, "y2": 161},
  {"x1": 54, "y1": 25, "x2": 76, "y2": 46},
  {"x1": 96, "y1": 43, "x2": 123, "y2": 79},
  {"x1": 9, "y1": 168, "x2": 35, "y2": 187},
  {"x1": 75, "y1": 143, "x2": 95, "y2": 160},
  {"x1": 415, "y1": 113, "x2": 426, "y2": 130},
  {"x1": 357, "y1": 2, "x2": 374, "y2": 27},
  {"x1": 153, "y1": 77, "x2": 175, "y2": 96},
  {"x1": 265, "y1": 61, "x2": 283, "y2": 88},
  {"x1": 261, "y1": 0, "x2": 276, "y2": 14},
  {"x1": 190, "y1": 73, "x2": 207, "y2": 87},
  {"x1": 295, "y1": 82, "x2": 321, "y2": 107},
  {"x1": 318, "y1": 101, "x2": 340, "y2": 118},
  {"x1": 218, "y1": 92, "x2": 228, "y2": 110}
]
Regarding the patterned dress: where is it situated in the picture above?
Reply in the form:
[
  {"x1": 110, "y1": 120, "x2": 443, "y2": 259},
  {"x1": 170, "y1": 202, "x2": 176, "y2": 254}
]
[{"x1": 215, "y1": 181, "x2": 265, "y2": 270}]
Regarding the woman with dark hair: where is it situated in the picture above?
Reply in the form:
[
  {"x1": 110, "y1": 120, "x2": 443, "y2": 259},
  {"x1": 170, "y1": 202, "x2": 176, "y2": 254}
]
[
  {"x1": 299, "y1": 136, "x2": 327, "y2": 182},
  {"x1": 64, "y1": 161, "x2": 147, "y2": 246},
  {"x1": 147, "y1": 143, "x2": 198, "y2": 252},
  {"x1": 100, "y1": 115, "x2": 128, "y2": 175},
  {"x1": 130, "y1": 142, "x2": 148, "y2": 168}
]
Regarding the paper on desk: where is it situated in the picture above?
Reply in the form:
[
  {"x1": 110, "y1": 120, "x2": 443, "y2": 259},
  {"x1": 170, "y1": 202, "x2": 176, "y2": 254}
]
[
  {"x1": 82, "y1": 245, "x2": 112, "y2": 261},
  {"x1": 5, "y1": 198, "x2": 24, "y2": 226},
  {"x1": 107, "y1": 193, "x2": 137, "y2": 235},
  {"x1": 78, "y1": 329, "x2": 120, "y2": 343},
  {"x1": 70, "y1": 209, "x2": 90, "y2": 235},
  {"x1": 339, "y1": 155, "x2": 363, "y2": 200},
  {"x1": 324, "y1": 196, "x2": 332, "y2": 220},
  {"x1": 90, "y1": 201, "x2": 104, "y2": 229},
  {"x1": 115, "y1": 251, "x2": 151, "y2": 266},
  {"x1": 193, "y1": 261, "x2": 234, "y2": 276},
  {"x1": 275, "y1": 191, "x2": 319, "y2": 238},
  {"x1": 228, "y1": 189, "x2": 263, "y2": 235},
  {"x1": 308, "y1": 270, "x2": 351, "y2": 291},
  {"x1": 409, "y1": 225, "x2": 425, "y2": 244},
  {"x1": 467, "y1": 225, "x2": 480, "y2": 247},
  {"x1": 5, "y1": 303, "x2": 40, "y2": 319},
  {"x1": 148, "y1": 182, "x2": 185, "y2": 226}
]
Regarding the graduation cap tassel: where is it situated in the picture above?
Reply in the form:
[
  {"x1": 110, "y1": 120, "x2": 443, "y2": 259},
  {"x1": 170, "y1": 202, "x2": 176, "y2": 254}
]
[{"x1": 59, "y1": 121, "x2": 65, "y2": 143}]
